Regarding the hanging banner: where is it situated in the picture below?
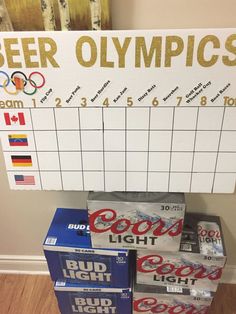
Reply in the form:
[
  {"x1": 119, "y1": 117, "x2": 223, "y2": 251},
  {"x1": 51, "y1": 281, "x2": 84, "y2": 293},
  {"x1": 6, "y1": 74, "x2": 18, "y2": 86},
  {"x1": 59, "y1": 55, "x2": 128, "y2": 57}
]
[{"x1": 0, "y1": 29, "x2": 235, "y2": 193}]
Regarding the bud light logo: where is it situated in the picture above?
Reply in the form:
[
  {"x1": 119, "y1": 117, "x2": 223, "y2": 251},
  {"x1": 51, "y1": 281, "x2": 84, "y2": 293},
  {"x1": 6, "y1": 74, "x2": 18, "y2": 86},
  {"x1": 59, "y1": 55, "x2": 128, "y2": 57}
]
[{"x1": 68, "y1": 220, "x2": 90, "y2": 237}]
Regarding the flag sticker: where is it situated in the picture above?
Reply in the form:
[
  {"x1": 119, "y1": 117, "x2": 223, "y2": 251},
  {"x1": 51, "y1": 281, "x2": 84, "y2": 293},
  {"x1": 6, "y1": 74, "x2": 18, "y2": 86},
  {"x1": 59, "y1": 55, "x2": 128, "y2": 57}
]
[
  {"x1": 4, "y1": 112, "x2": 25, "y2": 126},
  {"x1": 8, "y1": 134, "x2": 28, "y2": 147},
  {"x1": 14, "y1": 175, "x2": 35, "y2": 185},
  {"x1": 11, "y1": 155, "x2": 32, "y2": 167}
]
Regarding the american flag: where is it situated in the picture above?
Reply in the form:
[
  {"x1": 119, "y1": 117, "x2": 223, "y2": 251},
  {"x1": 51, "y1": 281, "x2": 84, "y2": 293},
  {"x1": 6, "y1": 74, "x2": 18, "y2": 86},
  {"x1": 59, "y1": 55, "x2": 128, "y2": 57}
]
[{"x1": 14, "y1": 175, "x2": 35, "y2": 185}]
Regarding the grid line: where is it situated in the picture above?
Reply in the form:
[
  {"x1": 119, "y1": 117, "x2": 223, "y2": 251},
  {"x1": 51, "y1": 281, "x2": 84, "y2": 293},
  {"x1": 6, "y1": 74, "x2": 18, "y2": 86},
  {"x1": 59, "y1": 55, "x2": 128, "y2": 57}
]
[
  {"x1": 212, "y1": 106, "x2": 227, "y2": 192},
  {"x1": 53, "y1": 108, "x2": 64, "y2": 190},
  {"x1": 78, "y1": 108, "x2": 85, "y2": 190},
  {"x1": 168, "y1": 107, "x2": 175, "y2": 192},
  {"x1": 29, "y1": 108, "x2": 42, "y2": 190},
  {"x1": 146, "y1": 107, "x2": 151, "y2": 191},
  {"x1": 102, "y1": 107, "x2": 106, "y2": 191},
  {"x1": 189, "y1": 107, "x2": 200, "y2": 191},
  {"x1": 125, "y1": 107, "x2": 127, "y2": 192}
]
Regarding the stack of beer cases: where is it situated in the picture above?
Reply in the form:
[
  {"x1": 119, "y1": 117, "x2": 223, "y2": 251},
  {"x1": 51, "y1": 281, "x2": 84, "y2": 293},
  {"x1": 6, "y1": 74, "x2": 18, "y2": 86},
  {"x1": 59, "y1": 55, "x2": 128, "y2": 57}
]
[
  {"x1": 44, "y1": 192, "x2": 227, "y2": 314},
  {"x1": 43, "y1": 208, "x2": 132, "y2": 314},
  {"x1": 87, "y1": 192, "x2": 227, "y2": 314}
]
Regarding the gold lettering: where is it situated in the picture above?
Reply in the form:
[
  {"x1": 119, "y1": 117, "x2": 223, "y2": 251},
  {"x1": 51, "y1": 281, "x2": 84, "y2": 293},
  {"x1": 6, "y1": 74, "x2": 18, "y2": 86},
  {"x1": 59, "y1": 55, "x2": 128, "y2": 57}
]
[
  {"x1": 101, "y1": 37, "x2": 114, "y2": 68},
  {"x1": 6, "y1": 100, "x2": 13, "y2": 108},
  {"x1": 38, "y1": 37, "x2": 59, "y2": 68},
  {"x1": 197, "y1": 35, "x2": 220, "y2": 67},
  {"x1": 0, "y1": 44, "x2": 4, "y2": 67},
  {"x1": 135, "y1": 36, "x2": 162, "y2": 67},
  {"x1": 165, "y1": 36, "x2": 184, "y2": 67},
  {"x1": 22, "y1": 38, "x2": 39, "y2": 68},
  {"x1": 112, "y1": 37, "x2": 131, "y2": 68},
  {"x1": 4, "y1": 38, "x2": 21, "y2": 68},
  {"x1": 76, "y1": 36, "x2": 97, "y2": 67},
  {"x1": 186, "y1": 36, "x2": 195, "y2": 66},
  {"x1": 223, "y1": 34, "x2": 236, "y2": 66},
  {"x1": 13, "y1": 100, "x2": 24, "y2": 108}
]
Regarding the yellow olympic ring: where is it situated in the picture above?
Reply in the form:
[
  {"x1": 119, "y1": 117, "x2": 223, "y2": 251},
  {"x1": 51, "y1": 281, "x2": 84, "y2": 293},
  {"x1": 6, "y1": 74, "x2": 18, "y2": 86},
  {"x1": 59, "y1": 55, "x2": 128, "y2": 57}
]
[{"x1": 3, "y1": 79, "x2": 20, "y2": 95}]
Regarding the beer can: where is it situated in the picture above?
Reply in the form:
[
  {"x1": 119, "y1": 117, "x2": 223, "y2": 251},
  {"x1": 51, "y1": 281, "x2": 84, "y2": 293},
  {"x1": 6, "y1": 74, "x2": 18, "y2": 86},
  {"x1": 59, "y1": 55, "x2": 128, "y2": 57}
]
[{"x1": 197, "y1": 221, "x2": 224, "y2": 256}]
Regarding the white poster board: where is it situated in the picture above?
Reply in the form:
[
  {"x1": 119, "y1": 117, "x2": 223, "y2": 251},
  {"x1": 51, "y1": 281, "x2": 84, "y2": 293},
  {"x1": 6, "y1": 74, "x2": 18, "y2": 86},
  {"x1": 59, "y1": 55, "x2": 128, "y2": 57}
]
[{"x1": 0, "y1": 29, "x2": 235, "y2": 193}]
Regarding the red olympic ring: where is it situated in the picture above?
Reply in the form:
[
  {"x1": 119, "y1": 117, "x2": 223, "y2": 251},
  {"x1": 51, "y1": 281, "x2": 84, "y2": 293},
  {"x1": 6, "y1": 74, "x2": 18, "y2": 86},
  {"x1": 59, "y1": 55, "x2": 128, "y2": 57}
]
[{"x1": 29, "y1": 71, "x2": 46, "y2": 89}]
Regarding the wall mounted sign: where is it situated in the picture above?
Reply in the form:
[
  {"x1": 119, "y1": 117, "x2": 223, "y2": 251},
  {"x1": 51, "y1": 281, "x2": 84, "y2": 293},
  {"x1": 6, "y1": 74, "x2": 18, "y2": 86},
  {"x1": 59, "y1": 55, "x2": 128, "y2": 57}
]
[{"x1": 0, "y1": 29, "x2": 235, "y2": 193}]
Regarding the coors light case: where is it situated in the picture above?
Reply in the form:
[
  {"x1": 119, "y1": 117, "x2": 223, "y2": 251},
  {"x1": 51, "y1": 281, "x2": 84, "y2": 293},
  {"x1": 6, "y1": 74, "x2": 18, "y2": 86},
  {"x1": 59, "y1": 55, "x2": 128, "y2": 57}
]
[
  {"x1": 43, "y1": 208, "x2": 130, "y2": 288},
  {"x1": 54, "y1": 281, "x2": 132, "y2": 314},
  {"x1": 88, "y1": 192, "x2": 185, "y2": 251},
  {"x1": 133, "y1": 283, "x2": 213, "y2": 314},
  {"x1": 136, "y1": 213, "x2": 227, "y2": 292}
]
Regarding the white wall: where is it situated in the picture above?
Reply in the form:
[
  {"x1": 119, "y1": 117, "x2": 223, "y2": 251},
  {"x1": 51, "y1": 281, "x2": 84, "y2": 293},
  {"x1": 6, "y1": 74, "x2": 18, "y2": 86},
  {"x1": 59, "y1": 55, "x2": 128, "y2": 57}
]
[{"x1": 0, "y1": 0, "x2": 236, "y2": 270}]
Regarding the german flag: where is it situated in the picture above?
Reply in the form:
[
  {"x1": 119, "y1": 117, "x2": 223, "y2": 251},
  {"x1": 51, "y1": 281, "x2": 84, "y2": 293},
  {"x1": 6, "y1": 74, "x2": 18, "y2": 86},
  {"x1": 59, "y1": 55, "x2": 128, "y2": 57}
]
[{"x1": 11, "y1": 155, "x2": 32, "y2": 167}]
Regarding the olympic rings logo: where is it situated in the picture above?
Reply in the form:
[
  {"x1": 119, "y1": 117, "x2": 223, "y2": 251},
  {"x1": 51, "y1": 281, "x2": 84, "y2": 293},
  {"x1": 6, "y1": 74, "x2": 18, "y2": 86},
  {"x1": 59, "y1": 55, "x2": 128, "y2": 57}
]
[{"x1": 0, "y1": 71, "x2": 46, "y2": 96}]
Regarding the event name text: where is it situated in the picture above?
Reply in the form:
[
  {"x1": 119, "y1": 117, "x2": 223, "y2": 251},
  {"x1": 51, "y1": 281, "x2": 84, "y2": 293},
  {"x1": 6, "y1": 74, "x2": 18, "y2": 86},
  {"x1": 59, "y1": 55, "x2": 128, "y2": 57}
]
[{"x1": 0, "y1": 34, "x2": 235, "y2": 69}]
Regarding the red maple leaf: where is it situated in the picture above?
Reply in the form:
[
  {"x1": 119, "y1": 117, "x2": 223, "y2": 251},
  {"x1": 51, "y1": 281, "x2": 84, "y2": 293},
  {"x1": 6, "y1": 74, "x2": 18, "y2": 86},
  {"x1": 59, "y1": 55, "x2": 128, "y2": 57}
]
[{"x1": 11, "y1": 115, "x2": 18, "y2": 123}]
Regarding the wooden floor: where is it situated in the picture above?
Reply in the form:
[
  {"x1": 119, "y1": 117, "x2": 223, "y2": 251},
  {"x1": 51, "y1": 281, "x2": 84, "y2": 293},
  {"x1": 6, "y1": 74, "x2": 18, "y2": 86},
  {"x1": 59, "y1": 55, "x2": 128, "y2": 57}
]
[{"x1": 0, "y1": 275, "x2": 236, "y2": 313}]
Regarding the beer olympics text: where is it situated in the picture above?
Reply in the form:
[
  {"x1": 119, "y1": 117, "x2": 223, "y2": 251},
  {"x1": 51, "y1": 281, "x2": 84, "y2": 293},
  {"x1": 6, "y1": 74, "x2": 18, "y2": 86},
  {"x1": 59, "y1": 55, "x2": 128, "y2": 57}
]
[{"x1": 0, "y1": 34, "x2": 236, "y2": 69}]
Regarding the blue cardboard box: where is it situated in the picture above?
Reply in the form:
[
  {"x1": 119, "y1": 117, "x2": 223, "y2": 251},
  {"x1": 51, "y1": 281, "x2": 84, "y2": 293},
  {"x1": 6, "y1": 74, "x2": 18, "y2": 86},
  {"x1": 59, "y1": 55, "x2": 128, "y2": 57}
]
[
  {"x1": 54, "y1": 281, "x2": 132, "y2": 314},
  {"x1": 43, "y1": 208, "x2": 130, "y2": 288}
]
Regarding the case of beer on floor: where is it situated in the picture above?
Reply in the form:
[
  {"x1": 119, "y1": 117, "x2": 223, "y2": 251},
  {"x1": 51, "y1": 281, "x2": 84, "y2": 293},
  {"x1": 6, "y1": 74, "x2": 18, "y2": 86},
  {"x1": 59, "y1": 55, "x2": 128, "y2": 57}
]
[
  {"x1": 87, "y1": 191, "x2": 186, "y2": 251},
  {"x1": 43, "y1": 208, "x2": 130, "y2": 288},
  {"x1": 136, "y1": 213, "x2": 227, "y2": 292},
  {"x1": 54, "y1": 281, "x2": 132, "y2": 314},
  {"x1": 43, "y1": 194, "x2": 226, "y2": 314},
  {"x1": 133, "y1": 283, "x2": 214, "y2": 314}
]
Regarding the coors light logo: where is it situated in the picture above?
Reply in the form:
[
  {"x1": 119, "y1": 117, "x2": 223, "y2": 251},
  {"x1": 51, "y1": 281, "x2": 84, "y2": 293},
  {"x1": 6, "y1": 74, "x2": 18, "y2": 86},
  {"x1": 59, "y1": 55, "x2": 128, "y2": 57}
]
[
  {"x1": 137, "y1": 254, "x2": 223, "y2": 287},
  {"x1": 133, "y1": 297, "x2": 209, "y2": 314},
  {"x1": 198, "y1": 221, "x2": 223, "y2": 256},
  {"x1": 89, "y1": 208, "x2": 183, "y2": 248}
]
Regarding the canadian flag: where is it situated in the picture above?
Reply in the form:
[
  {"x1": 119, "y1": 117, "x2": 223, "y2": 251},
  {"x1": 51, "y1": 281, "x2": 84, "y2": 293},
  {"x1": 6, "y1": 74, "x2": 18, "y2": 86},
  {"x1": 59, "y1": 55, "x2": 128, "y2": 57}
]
[{"x1": 4, "y1": 113, "x2": 25, "y2": 126}]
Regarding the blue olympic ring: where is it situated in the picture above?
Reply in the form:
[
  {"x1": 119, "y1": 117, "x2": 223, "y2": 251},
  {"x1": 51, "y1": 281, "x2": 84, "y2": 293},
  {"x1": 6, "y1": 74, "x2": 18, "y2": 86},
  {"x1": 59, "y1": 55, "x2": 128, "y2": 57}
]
[{"x1": 0, "y1": 71, "x2": 10, "y2": 88}]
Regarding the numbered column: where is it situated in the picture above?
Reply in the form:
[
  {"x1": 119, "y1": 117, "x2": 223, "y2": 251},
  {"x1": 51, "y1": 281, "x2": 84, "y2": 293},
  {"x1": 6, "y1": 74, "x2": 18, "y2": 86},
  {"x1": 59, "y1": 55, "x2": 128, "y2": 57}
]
[
  {"x1": 55, "y1": 108, "x2": 83, "y2": 190},
  {"x1": 148, "y1": 107, "x2": 173, "y2": 192},
  {"x1": 191, "y1": 107, "x2": 224, "y2": 193},
  {"x1": 79, "y1": 107, "x2": 104, "y2": 191},
  {"x1": 31, "y1": 108, "x2": 62, "y2": 190},
  {"x1": 169, "y1": 107, "x2": 198, "y2": 192},
  {"x1": 103, "y1": 107, "x2": 126, "y2": 191},
  {"x1": 126, "y1": 107, "x2": 149, "y2": 191},
  {"x1": 214, "y1": 107, "x2": 236, "y2": 193}
]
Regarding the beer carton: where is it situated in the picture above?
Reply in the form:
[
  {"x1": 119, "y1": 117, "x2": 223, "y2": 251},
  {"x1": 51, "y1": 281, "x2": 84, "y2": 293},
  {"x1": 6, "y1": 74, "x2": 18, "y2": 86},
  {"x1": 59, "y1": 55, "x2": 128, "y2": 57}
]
[
  {"x1": 54, "y1": 281, "x2": 132, "y2": 314},
  {"x1": 136, "y1": 213, "x2": 227, "y2": 292},
  {"x1": 88, "y1": 192, "x2": 185, "y2": 251},
  {"x1": 133, "y1": 283, "x2": 213, "y2": 314},
  {"x1": 43, "y1": 208, "x2": 130, "y2": 288}
]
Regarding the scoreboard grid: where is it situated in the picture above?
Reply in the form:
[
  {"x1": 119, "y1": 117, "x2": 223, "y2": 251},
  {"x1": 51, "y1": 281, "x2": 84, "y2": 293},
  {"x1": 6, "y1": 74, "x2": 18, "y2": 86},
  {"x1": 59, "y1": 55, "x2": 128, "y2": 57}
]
[{"x1": 1, "y1": 105, "x2": 236, "y2": 193}]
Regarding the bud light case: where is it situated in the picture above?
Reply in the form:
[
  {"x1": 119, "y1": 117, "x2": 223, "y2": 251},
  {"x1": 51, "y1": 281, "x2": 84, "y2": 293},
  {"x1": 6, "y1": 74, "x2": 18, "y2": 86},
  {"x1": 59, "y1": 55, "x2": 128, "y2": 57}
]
[
  {"x1": 88, "y1": 192, "x2": 185, "y2": 251},
  {"x1": 133, "y1": 283, "x2": 213, "y2": 314},
  {"x1": 136, "y1": 213, "x2": 227, "y2": 292},
  {"x1": 43, "y1": 208, "x2": 130, "y2": 288},
  {"x1": 54, "y1": 281, "x2": 132, "y2": 314}
]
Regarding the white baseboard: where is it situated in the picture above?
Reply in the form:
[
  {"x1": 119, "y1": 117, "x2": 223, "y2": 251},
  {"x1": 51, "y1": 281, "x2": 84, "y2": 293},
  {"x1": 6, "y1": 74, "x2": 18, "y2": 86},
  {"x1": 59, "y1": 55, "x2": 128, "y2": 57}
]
[
  {"x1": 0, "y1": 255, "x2": 236, "y2": 284},
  {"x1": 0, "y1": 255, "x2": 49, "y2": 275}
]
